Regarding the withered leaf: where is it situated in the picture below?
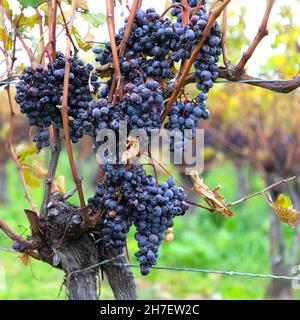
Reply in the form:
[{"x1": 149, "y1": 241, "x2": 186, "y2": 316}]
[
  {"x1": 121, "y1": 136, "x2": 140, "y2": 162},
  {"x1": 164, "y1": 228, "x2": 174, "y2": 243},
  {"x1": 190, "y1": 171, "x2": 234, "y2": 217},
  {"x1": 19, "y1": 253, "x2": 29, "y2": 266}
]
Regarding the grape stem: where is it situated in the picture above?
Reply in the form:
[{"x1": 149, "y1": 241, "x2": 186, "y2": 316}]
[
  {"x1": 106, "y1": 0, "x2": 122, "y2": 104},
  {"x1": 181, "y1": 0, "x2": 191, "y2": 26},
  {"x1": 145, "y1": 155, "x2": 213, "y2": 212},
  {"x1": 147, "y1": 154, "x2": 194, "y2": 193},
  {"x1": 191, "y1": 0, "x2": 205, "y2": 17},
  {"x1": 0, "y1": 220, "x2": 36, "y2": 249},
  {"x1": 49, "y1": 0, "x2": 58, "y2": 62},
  {"x1": 228, "y1": 176, "x2": 296, "y2": 207},
  {"x1": 96, "y1": 61, "x2": 300, "y2": 95},
  {"x1": 119, "y1": 0, "x2": 141, "y2": 56},
  {"x1": 57, "y1": 0, "x2": 79, "y2": 56},
  {"x1": 40, "y1": 0, "x2": 61, "y2": 218},
  {"x1": 161, "y1": 0, "x2": 232, "y2": 123},
  {"x1": 61, "y1": 0, "x2": 87, "y2": 217},
  {"x1": 186, "y1": 200, "x2": 214, "y2": 212},
  {"x1": 3, "y1": 8, "x2": 35, "y2": 65},
  {"x1": 221, "y1": 6, "x2": 230, "y2": 69},
  {"x1": 159, "y1": 3, "x2": 184, "y2": 20},
  {"x1": 40, "y1": 127, "x2": 61, "y2": 218}
]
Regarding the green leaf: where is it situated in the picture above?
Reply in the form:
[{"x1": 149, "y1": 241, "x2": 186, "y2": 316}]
[
  {"x1": 15, "y1": 143, "x2": 37, "y2": 161},
  {"x1": 18, "y1": 0, "x2": 45, "y2": 8},
  {"x1": 2, "y1": 0, "x2": 13, "y2": 16},
  {"x1": 15, "y1": 14, "x2": 39, "y2": 31},
  {"x1": 81, "y1": 12, "x2": 105, "y2": 28},
  {"x1": 72, "y1": 27, "x2": 92, "y2": 51}
]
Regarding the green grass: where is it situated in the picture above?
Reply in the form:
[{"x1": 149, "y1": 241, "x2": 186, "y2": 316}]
[{"x1": 0, "y1": 153, "x2": 299, "y2": 300}]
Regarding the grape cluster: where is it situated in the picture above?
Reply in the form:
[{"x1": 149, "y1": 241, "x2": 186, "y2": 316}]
[
  {"x1": 32, "y1": 127, "x2": 51, "y2": 151},
  {"x1": 93, "y1": 4, "x2": 221, "y2": 139},
  {"x1": 89, "y1": 165, "x2": 144, "y2": 250},
  {"x1": 15, "y1": 52, "x2": 99, "y2": 148},
  {"x1": 89, "y1": 1, "x2": 221, "y2": 275},
  {"x1": 133, "y1": 176, "x2": 189, "y2": 275},
  {"x1": 123, "y1": 81, "x2": 164, "y2": 134},
  {"x1": 89, "y1": 165, "x2": 189, "y2": 275},
  {"x1": 14, "y1": 1, "x2": 221, "y2": 276},
  {"x1": 89, "y1": 80, "x2": 164, "y2": 153},
  {"x1": 164, "y1": 99, "x2": 209, "y2": 150}
]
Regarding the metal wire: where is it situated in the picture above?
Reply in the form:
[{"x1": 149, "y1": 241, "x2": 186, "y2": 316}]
[
  {"x1": 0, "y1": 79, "x2": 295, "y2": 86},
  {"x1": 1, "y1": 247, "x2": 298, "y2": 281},
  {"x1": 0, "y1": 81, "x2": 109, "y2": 85},
  {"x1": 0, "y1": 247, "x2": 16, "y2": 252},
  {"x1": 67, "y1": 254, "x2": 125, "y2": 277},
  {"x1": 110, "y1": 263, "x2": 300, "y2": 281}
]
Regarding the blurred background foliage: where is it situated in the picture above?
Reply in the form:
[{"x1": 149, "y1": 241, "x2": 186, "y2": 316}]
[{"x1": 0, "y1": 0, "x2": 300, "y2": 300}]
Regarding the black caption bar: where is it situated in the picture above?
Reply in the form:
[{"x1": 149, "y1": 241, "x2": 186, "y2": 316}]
[{"x1": 0, "y1": 300, "x2": 294, "y2": 318}]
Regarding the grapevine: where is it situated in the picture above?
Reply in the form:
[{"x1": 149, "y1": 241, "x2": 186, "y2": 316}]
[{"x1": 12, "y1": 1, "x2": 224, "y2": 275}]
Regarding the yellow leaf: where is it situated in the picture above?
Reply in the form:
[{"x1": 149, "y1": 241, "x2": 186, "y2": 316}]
[
  {"x1": 16, "y1": 143, "x2": 37, "y2": 160},
  {"x1": 204, "y1": 147, "x2": 215, "y2": 161},
  {"x1": 29, "y1": 163, "x2": 48, "y2": 179},
  {"x1": 53, "y1": 176, "x2": 66, "y2": 195},
  {"x1": 272, "y1": 194, "x2": 300, "y2": 228},
  {"x1": 23, "y1": 169, "x2": 41, "y2": 189},
  {"x1": 190, "y1": 171, "x2": 234, "y2": 217}
]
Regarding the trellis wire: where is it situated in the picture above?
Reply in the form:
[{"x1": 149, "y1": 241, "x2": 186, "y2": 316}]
[
  {"x1": 1, "y1": 247, "x2": 299, "y2": 281},
  {"x1": 0, "y1": 79, "x2": 296, "y2": 86},
  {"x1": 0, "y1": 247, "x2": 16, "y2": 252},
  {"x1": 110, "y1": 263, "x2": 300, "y2": 281}
]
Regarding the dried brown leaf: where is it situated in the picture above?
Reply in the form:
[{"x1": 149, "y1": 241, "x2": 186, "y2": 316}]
[
  {"x1": 121, "y1": 136, "x2": 140, "y2": 162},
  {"x1": 190, "y1": 171, "x2": 234, "y2": 217}
]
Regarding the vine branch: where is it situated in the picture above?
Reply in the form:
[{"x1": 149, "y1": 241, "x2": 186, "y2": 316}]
[
  {"x1": 119, "y1": 0, "x2": 140, "y2": 56},
  {"x1": 106, "y1": 0, "x2": 122, "y2": 103},
  {"x1": 61, "y1": 0, "x2": 86, "y2": 209},
  {"x1": 161, "y1": 0, "x2": 232, "y2": 122},
  {"x1": 228, "y1": 176, "x2": 296, "y2": 207},
  {"x1": 0, "y1": 220, "x2": 35, "y2": 249},
  {"x1": 57, "y1": 0, "x2": 79, "y2": 55},
  {"x1": 4, "y1": 8, "x2": 35, "y2": 64},
  {"x1": 221, "y1": 6, "x2": 230, "y2": 68},
  {"x1": 40, "y1": 127, "x2": 61, "y2": 218},
  {"x1": 39, "y1": 0, "x2": 61, "y2": 218}
]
